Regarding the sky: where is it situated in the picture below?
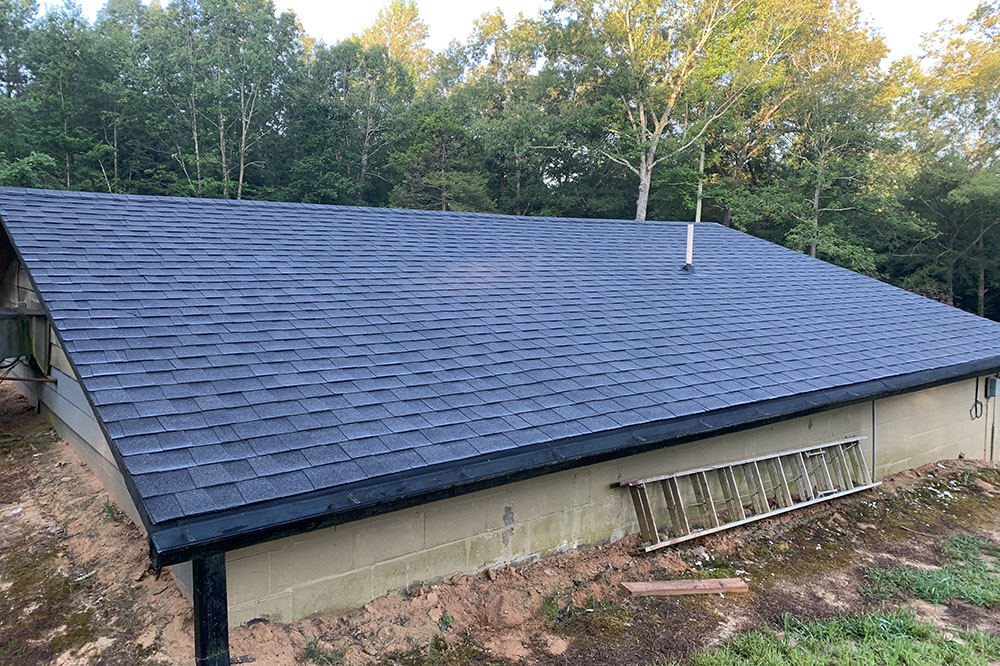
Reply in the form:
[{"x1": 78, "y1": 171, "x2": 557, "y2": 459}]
[{"x1": 61, "y1": 0, "x2": 983, "y2": 60}]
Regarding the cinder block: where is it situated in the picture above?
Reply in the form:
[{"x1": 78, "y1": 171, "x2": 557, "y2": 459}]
[
  {"x1": 372, "y1": 541, "x2": 468, "y2": 594},
  {"x1": 290, "y1": 568, "x2": 374, "y2": 618},
  {"x1": 402, "y1": 541, "x2": 469, "y2": 586},
  {"x1": 524, "y1": 511, "x2": 574, "y2": 555},
  {"x1": 226, "y1": 553, "x2": 270, "y2": 606},
  {"x1": 229, "y1": 591, "x2": 292, "y2": 626},
  {"x1": 466, "y1": 530, "x2": 509, "y2": 568},
  {"x1": 508, "y1": 468, "x2": 591, "y2": 522},
  {"x1": 352, "y1": 507, "x2": 425, "y2": 567},
  {"x1": 423, "y1": 495, "x2": 488, "y2": 549},
  {"x1": 269, "y1": 527, "x2": 354, "y2": 594}
]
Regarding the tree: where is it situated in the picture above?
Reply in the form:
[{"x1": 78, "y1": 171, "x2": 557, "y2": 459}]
[
  {"x1": 27, "y1": 4, "x2": 113, "y2": 190},
  {"x1": 0, "y1": 0, "x2": 36, "y2": 98},
  {"x1": 200, "y1": 0, "x2": 300, "y2": 199},
  {"x1": 777, "y1": 0, "x2": 894, "y2": 271},
  {"x1": 549, "y1": 0, "x2": 803, "y2": 220},
  {"x1": 280, "y1": 39, "x2": 411, "y2": 205},
  {"x1": 0, "y1": 0, "x2": 40, "y2": 163},
  {"x1": 360, "y1": 0, "x2": 431, "y2": 80},
  {"x1": 898, "y1": 1, "x2": 1000, "y2": 315},
  {"x1": 388, "y1": 104, "x2": 494, "y2": 211},
  {"x1": 452, "y1": 10, "x2": 558, "y2": 215}
]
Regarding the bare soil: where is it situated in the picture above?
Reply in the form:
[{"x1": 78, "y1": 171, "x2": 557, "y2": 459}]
[{"x1": 3, "y1": 382, "x2": 1000, "y2": 665}]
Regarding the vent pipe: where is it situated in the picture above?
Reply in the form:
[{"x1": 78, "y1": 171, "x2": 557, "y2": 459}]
[{"x1": 681, "y1": 223, "x2": 695, "y2": 273}]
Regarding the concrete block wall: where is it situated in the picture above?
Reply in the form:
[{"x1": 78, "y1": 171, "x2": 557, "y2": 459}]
[
  {"x1": 226, "y1": 377, "x2": 995, "y2": 625},
  {"x1": 874, "y1": 378, "x2": 992, "y2": 476}
]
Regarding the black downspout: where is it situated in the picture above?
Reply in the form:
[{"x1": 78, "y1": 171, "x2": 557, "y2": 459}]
[{"x1": 193, "y1": 553, "x2": 230, "y2": 666}]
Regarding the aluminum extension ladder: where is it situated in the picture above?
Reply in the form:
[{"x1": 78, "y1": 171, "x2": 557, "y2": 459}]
[{"x1": 618, "y1": 437, "x2": 879, "y2": 552}]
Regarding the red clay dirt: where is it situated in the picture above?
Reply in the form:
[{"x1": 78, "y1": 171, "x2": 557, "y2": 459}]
[{"x1": 3, "y1": 382, "x2": 1000, "y2": 665}]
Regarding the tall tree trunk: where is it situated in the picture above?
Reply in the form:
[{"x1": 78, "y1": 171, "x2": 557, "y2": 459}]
[
  {"x1": 112, "y1": 120, "x2": 119, "y2": 190},
  {"x1": 237, "y1": 116, "x2": 247, "y2": 200},
  {"x1": 358, "y1": 87, "x2": 375, "y2": 199},
  {"x1": 946, "y1": 233, "x2": 956, "y2": 306},
  {"x1": 978, "y1": 218, "x2": 985, "y2": 317},
  {"x1": 694, "y1": 142, "x2": 706, "y2": 223},
  {"x1": 634, "y1": 127, "x2": 664, "y2": 221},
  {"x1": 60, "y1": 74, "x2": 70, "y2": 188},
  {"x1": 722, "y1": 207, "x2": 733, "y2": 227},
  {"x1": 810, "y1": 152, "x2": 826, "y2": 259},
  {"x1": 440, "y1": 133, "x2": 447, "y2": 211},
  {"x1": 635, "y1": 155, "x2": 653, "y2": 221},
  {"x1": 217, "y1": 103, "x2": 229, "y2": 198},
  {"x1": 810, "y1": 183, "x2": 820, "y2": 258},
  {"x1": 190, "y1": 93, "x2": 202, "y2": 194}
]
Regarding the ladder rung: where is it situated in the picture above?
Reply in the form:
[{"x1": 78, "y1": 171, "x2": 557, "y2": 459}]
[{"x1": 621, "y1": 437, "x2": 877, "y2": 550}]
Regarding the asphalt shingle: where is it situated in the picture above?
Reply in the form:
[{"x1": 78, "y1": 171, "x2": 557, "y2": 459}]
[{"x1": 3, "y1": 187, "x2": 1000, "y2": 525}]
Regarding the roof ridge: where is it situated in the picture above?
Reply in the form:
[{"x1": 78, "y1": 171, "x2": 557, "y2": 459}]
[{"x1": 0, "y1": 186, "x2": 705, "y2": 227}]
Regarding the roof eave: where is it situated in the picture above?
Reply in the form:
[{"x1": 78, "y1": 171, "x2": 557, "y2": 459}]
[{"x1": 148, "y1": 356, "x2": 1000, "y2": 567}]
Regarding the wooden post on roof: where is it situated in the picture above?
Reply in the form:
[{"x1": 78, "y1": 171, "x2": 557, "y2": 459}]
[{"x1": 193, "y1": 553, "x2": 230, "y2": 666}]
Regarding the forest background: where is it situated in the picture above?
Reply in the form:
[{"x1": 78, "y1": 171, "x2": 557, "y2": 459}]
[{"x1": 2, "y1": 0, "x2": 998, "y2": 317}]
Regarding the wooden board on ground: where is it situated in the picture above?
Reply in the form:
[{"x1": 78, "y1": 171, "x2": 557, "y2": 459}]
[{"x1": 621, "y1": 578, "x2": 749, "y2": 597}]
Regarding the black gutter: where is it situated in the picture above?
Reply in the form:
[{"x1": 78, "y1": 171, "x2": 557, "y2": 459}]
[{"x1": 148, "y1": 355, "x2": 1000, "y2": 567}]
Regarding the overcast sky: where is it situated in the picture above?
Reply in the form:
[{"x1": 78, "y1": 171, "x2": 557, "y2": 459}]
[{"x1": 59, "y1": 0, "x2": 983, "y2": 60}]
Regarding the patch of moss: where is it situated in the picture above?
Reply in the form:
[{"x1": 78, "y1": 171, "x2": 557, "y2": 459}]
[
  {"x1": 0, "y1": 540, "x2": 102, "y2": 662},
  {"x1": 557, "y1": 596, "x2": 635, "y2": 645},
  {"x1": 540, "y1": 594, "x2": 562, "y2": 628},
  {"x1": 49, "y1": 610, "x2": 97, "y2": 653}
]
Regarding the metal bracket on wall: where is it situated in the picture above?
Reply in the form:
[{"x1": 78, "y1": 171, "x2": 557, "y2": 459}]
[{"x1": 617, "y1": 437, "x2": 879, "y2": 552}]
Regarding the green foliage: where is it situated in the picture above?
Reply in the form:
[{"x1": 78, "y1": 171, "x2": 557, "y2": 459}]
[
  {"x1": 685, "y1": 610, "x2": 1000, "y2": 665},
  {"x1": 101, "y1": 498, "x2": 118, "y2": 523},
  {"x1": 438, "y1": 612, "x2": 454, "y2": 632},
  {"x1": 862, "y1": 536, "x2": 1000, "y2": 606},
  {"x1": 0, "y1": 152, "x2": 56, "y2": 187},
  {"x1": 539, "y1": 595, "x2": 561, "y2": 627},
  {"x1": 377, "y1": 635, "x2": 508, "y2": 666},
  {"x1": 387, "y1": 104, "x2": 494, "y2": 212},
  {"x1": 0, "y1": 0, "x2": 998, "y2": 319},
  {"x1": 303, "y1": 635, "x2": 345, "y2": 665}
]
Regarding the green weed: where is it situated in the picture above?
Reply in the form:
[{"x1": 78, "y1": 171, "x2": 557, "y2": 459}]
[
  {"x1": 101, "y1": 498, "x2": 118, "y2": 523},
  {"x1": 439, "y1": 612, "x2": 454, "y2": 632},
  {"x1": 303, "y1": 635, "x2": 344, "y2": 665},
  {"x1": 862, "y1": 536, "x2": 1000, "y2": 606},
  {"x1": 686, "y1": 610, "x2": 1000, "y2": 665}
]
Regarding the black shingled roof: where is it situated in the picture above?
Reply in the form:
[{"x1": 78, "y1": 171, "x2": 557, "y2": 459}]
[{"x1": 2, "y1": 188, "x2": 1000, "y2": 563}]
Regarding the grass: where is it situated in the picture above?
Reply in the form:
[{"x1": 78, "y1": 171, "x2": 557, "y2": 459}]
[
  {"x1": 540, "y1": 595, "x2": 561, "y2": 628},
  {"x1": 863, "y1": 536, "x2": 1000, "y2": 607},
  {"x1": 101, "y1": 497, "x2": 118, "y2": 523},
  {"x1": 376, "y1": 635, "x2": 510, "y2": 666},
  {"x1": 303, "y1": 635, "x2": 345, "y2": 664},
  {"x1": 675, "y1": 610, "x2": 1000, "y2": 665}
]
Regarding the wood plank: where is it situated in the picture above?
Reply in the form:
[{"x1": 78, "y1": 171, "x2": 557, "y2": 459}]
[{"x1": 621, "y1": 578, "x2": 749, "y2": 597}]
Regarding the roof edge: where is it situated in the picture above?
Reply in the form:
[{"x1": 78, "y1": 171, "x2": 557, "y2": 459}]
[
  {"x1": 0, "y1": 215, "x2": 157, "y2": 535},
  {"x1": 0, "y1": 186, "x2": 704, "y2": 227},
  {"x1": 148, "y1": 356, "x2": 1000, "y2": 567}
]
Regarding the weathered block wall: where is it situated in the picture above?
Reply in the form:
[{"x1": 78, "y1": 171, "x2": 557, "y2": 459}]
[
  {"x1": 225, "y1": 376, "x2": 995, "y2": 625},
  {"x1": 873, "y1": 378, "x2": 992, "y2": 475}
]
